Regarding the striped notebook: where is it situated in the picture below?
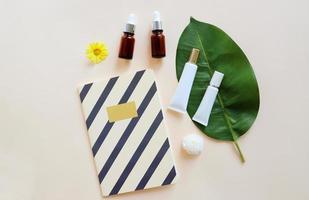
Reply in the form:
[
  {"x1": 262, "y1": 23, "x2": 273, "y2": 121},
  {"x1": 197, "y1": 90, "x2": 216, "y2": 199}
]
[{"x1": 78, "y1": 69, "x2": 177, "y2": 196}]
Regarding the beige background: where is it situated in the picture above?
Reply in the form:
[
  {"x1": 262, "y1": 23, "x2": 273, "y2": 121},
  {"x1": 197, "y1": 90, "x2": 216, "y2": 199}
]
[{"x1": 0, "y1": 0, "x2": 308, "y2": 199}]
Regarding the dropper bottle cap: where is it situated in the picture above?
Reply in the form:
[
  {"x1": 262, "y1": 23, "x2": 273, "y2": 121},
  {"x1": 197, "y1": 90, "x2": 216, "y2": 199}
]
[
  {"x1": 124, "y1": 13, "x2": 136, "y2": 34},
  {"x1": 152, "y1": 11, "x2": 163, "y2": 30},
  {"x1": 188, "y1": 48, "x2": 200, "y2": 64}
]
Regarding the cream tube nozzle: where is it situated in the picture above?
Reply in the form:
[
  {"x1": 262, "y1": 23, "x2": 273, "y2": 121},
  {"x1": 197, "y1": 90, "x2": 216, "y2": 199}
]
[
  {"x1": 188, "y1": 48, "x2": 199, "y2": 64},
  {"x1": 168, "y1": 48, "x2": 199, "y2": 113},
  {"x1": 193, "y1": 71, "x2": 224, "y2": 126}
]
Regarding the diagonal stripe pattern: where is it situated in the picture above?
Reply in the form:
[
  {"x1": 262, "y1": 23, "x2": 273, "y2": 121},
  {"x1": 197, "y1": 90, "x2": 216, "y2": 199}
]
[
  {"x1": 92, "y1": 70, "x2": 145, "y2": 156},
  {"x1": 109, "y1": 110, "x2": 163, "y2": 195},
  {"x1": 162, "y1": 166, "x2": 176, "y2": 186},
  {"x1": 79, "y1": 83, "x2": 93, "y2": 103},
  {"x1": 78, "y1": 70, "x2": 177, "y2": 196},
  {"x1": 135, "y1": 138, "x2": 170, "y2": 190},
  {"x1": 98, "y1": 81, "x2": 157, "y2": 183},
  {"x1": 86, "y1": 77, "x2": 118, "y2": 129}
]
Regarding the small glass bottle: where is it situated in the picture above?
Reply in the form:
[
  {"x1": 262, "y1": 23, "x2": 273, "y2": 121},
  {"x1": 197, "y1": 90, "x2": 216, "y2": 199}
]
[
  {"x1": 119, "y1": 14, "x2": 136, "y2": 59},
  {"x1": 151, "y1": 11, "x2": 166, "y2": 58}
]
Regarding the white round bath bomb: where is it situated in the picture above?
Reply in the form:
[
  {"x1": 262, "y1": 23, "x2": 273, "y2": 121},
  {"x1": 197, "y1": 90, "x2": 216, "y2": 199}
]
[{"x1": 182, "y1": 134, "x2": 204, "y2": 155}]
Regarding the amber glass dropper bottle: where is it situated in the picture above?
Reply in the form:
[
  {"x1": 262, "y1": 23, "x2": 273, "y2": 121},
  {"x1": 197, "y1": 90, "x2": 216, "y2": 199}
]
[
  {"x1": 151, "y1": 11, "x2": 166, "y2": 58},
  {"x1": 118, "y1": 14, "x2": 136, "y2": 59}
]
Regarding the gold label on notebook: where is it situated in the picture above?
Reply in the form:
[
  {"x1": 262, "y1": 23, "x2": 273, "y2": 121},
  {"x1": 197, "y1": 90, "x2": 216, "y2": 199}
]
[{"x1": 106, "y1": 101, "x2": 138, "y2": 122}]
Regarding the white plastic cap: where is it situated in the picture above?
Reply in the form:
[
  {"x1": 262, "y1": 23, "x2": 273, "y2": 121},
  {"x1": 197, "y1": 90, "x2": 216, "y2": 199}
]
[
  {"x1": 209, "y1": 71, "x2": 224, "y2": 88},
  {"x1": 153, "y1": 11, "x2": 161, "y2": 21},
  {"x1": 127, "y1": 13, "x2": 136, "y2": 25}
]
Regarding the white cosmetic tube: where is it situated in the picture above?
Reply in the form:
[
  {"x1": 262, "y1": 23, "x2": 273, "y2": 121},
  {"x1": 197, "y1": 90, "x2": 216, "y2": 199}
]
[
  {"x1": 168, "y1": 48, "x2": 199, "y2": 113},
  {"x1": 193, "y1": 71, "x2": 224, "y2": 126}
]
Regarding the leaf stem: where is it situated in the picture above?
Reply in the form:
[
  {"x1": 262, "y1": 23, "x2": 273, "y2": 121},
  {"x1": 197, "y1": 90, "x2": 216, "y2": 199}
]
[
  {"x1": 193, "y1": 25, "x2": 246, "y2": 163},
  {"x1": 217, "y1": 94, "x2": 246, "y2": 163},
  {"x1": 233, "y1": 140, "x2": 245, "y2": 163}
]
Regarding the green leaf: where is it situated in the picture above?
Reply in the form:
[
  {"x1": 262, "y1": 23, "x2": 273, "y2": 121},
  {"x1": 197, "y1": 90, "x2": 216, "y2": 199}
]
[{"x1": 176, "y1": 17, "x2": 260, "y2": 162}]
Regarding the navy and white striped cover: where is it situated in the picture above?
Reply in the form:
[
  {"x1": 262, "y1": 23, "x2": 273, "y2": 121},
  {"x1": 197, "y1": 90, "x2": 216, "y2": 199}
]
[{"x1": 78, "y1": 69, "x2": 177, "y2": 196}]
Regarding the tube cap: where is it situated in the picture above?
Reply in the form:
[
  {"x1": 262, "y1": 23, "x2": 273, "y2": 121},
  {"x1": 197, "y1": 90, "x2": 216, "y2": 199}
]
[
  {"x1": 188, "y1": 48, "x2": 200, "y2": 64},
  {"x1": 209, "y1": 71, "x2": 224, "y2": 88}
]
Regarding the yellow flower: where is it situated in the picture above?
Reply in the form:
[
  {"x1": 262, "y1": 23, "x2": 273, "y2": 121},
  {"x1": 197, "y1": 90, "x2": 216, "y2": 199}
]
[{"x1": 86, "y1": 42, "x2": 109, "y2": 64}]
